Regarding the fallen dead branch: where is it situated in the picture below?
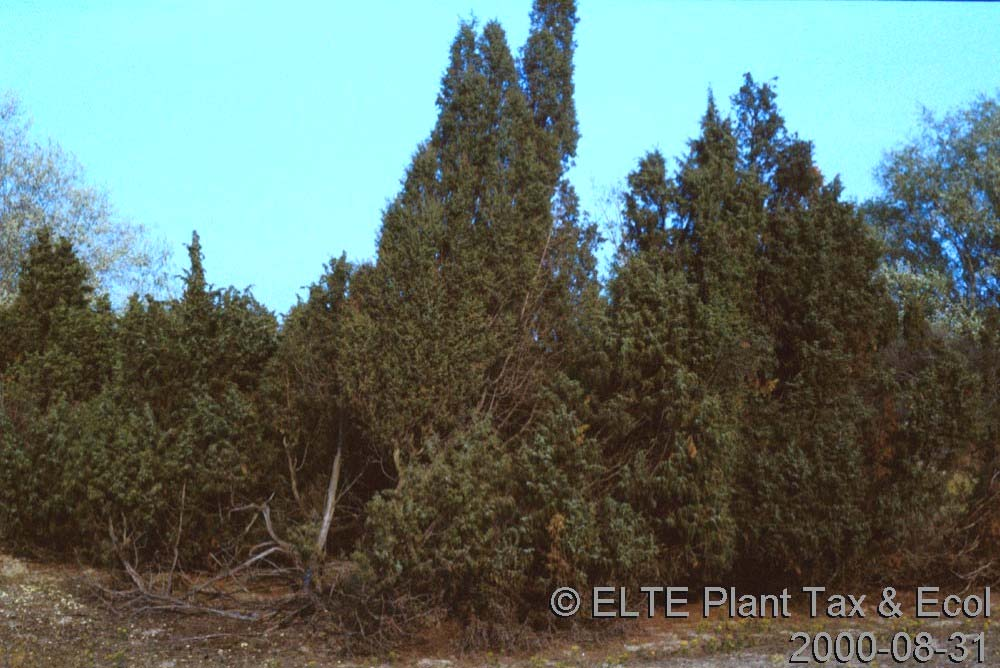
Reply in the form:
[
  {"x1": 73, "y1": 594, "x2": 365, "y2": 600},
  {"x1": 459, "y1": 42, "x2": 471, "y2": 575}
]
[
  {"x1": 89, "y1": 483, "x2": 357, "y2": 629},
  {"x1": 89, "y1": 513, "x2": 292, "y2": 624}
]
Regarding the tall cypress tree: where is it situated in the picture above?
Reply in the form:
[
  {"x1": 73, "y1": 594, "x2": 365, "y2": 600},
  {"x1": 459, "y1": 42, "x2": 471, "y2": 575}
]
[
  {"x1": 348, "y1": 3, "x2": 658, "y2": 636},
  {"x1": 605, "y1": 76, "x2": 905, "y2": 584},
  {"x1": 729, "y1": 74, "x2": 897, "y2": 582},
  {"x1": 602, "y1": 98, "x2": 767, "y2": 581}
]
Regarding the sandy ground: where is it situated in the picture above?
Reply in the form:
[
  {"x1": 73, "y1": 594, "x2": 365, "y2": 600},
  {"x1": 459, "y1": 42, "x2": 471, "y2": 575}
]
[{"x1": 1, "y1": 553, "x2": 996, "y2": 667}]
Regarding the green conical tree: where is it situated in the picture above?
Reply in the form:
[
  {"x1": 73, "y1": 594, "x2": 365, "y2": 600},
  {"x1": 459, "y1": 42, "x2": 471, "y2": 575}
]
[
  {"x1": 602, "y1": 98, "x2": 767, "y2": 581},
  {"x1": 0, "y1": 230, "x2": 114, "y2": 548},
  {"x1": 349, "y1": 1, "x2": 655, "y2": 638},
  {"x1": 0, "y1": 228, "x2": 113, "y2": 405},
  {"x1": 3, "y1": 227, "x2": 92, "y2": 358},
  {"x1": 729, "y1": 74, "x2": 899, "y2": 582}
]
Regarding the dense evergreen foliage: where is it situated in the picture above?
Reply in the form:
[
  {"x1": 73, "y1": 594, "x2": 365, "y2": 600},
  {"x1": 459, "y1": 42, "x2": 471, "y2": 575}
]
[
  {"x1": 0, "y1": 0, "x2": 996, "y2": 645},
  {"x1": 1, "y1": 230, "x2": 277, "y2": 564}
]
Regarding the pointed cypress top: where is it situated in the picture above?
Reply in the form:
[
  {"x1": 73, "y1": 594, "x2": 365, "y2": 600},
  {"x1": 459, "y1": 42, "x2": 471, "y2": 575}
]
[
  {"x1": 183, "y1": 230, "x2": 207, "y2": 303},
  {"x1": 522, "y1": 0, "x2": 579, "y2": 169}
]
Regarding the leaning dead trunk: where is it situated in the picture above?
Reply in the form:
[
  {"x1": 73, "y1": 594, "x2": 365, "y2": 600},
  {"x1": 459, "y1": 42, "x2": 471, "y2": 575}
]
[
  {"x1": 309, "y1": 415, "x2": 343, "y2": 590},
  {"x1": 315, "y1": 444, "x2": 342, "y2": 560}
]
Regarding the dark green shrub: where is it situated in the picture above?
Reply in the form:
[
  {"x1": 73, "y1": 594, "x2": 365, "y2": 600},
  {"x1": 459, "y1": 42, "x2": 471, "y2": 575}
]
[
  {"x1": 0, "y1": 230, "x2": 278, "y2": 566},
  {"x1": 353, "y1": 407, "x2": 655, "y2": 644}
]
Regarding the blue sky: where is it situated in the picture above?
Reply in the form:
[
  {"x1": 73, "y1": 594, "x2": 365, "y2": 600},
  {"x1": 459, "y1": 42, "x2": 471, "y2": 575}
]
[{"x1": 2, "y1": 1, "x2": 998, "y2": 314}]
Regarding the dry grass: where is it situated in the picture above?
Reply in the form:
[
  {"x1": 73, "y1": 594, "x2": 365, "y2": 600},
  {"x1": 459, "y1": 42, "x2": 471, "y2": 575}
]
[{"x1": 3, "y1": 554, "x2": 996, "y2": 667}]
